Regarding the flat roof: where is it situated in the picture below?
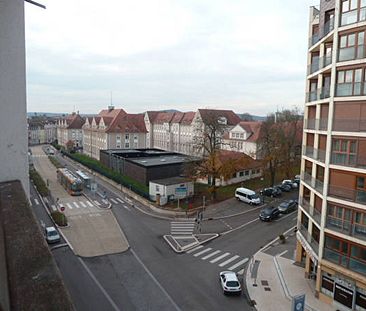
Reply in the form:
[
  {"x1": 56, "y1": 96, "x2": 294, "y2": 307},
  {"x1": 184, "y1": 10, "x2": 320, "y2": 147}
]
[
  {"x1": 150, "y1": 176, "x2": 192, "y2": 185},
  {"x1": 128, "y1": 155, "x2": 190, "y2": 167}
]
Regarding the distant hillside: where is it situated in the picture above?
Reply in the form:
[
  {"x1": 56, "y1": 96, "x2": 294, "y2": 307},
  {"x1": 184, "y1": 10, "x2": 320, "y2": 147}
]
[
  {"x1": 27, "y1": 112, "x2": 65, "y2": 117},
  {"x1": 237, "y1": 113, "x2": 266, "y2": 121}
]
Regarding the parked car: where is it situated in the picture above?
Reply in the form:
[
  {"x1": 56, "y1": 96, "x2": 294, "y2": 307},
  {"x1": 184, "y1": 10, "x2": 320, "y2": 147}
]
[
  {"x1": 277, "y1": 200, "x2": 298, "y2": 214},
  {"x1": 259, "y1": 206, "x2": 280, "y2": 221},
  {"x1": 276, "y1": 183, "x2": 291, "y2": 192},
  {"x1": 219, "y1": 271, "x2": 242, "y2": 295},
  {"x1": 282, "y1": 179, "x2": 298, "y2": 189},
  {"x1": 260, "y1": 187, "x2": 282, "y2": 198},
  {"x1": 45, "y1": 226, "x2": 61, "y2": 244},
  {"x1": 293, "y1": 177, "x2": 300, "y2": 186},
  {"x1": 235, "y1": 187, "x2": 261, "y2": 205}
]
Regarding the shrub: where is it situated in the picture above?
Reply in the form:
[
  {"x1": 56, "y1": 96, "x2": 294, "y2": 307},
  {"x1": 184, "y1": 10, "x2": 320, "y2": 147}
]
[
  {"x1": 29, "y1": 168, "x2": 49, "y2": 197},
  {"x1": 51, "y1": 210, "x2": 68, "y2": 226},
  {"x1": 48, "y1": 156, "x2": 63, "y2": 169}
]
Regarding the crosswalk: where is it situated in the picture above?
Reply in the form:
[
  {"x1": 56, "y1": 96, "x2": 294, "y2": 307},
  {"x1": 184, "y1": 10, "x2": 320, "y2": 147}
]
[
  {"x1": 170, "y1": 220, "x2": 196, "y2": 236},
  {"x1": 185, "y1": 246, "x2": 249, "y2": 273}
]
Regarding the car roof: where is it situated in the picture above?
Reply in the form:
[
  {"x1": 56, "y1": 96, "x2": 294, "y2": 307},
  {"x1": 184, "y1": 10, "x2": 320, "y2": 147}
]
[
  {"x1": 46, "y1": 226, "x2": 56, "y2": 232},
  {"x1": 221, "y1": 271, "x2": 238, "y2": 281}
]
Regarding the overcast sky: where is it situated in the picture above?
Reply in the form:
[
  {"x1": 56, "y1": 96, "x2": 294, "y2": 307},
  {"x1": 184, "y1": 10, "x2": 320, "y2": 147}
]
[{"x1": 24, "y1": 0, "x2": 318, "y2": 116}]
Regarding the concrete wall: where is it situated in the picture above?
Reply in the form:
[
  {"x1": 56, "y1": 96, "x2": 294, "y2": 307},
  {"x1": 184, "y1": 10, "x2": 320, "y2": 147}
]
[{"x1": 0, "y1": 0, "x2": 29, "y2": 197}]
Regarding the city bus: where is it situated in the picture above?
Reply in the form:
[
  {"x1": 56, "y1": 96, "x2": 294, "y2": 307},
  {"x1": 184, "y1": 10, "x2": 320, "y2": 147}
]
[
  {"x1": 75, "y1": 170, "x2": 91, "y2": 189},
  {"x1": 56, "y1": 168, "x2": 83, "y2": 195}
]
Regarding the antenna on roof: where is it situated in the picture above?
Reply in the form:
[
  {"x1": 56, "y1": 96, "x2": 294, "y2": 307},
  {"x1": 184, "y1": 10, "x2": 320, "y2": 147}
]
[{"x1": 108, "y1": 91, "x2": 114, "y2": 111}]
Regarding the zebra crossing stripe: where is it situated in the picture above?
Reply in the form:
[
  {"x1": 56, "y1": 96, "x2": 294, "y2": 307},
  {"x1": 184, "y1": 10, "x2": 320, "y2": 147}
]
[
  {"x1": 201, "y1": 250, "x2": 221, "y2": 260},
  {"x1": 86, "y1": 201, "x2": 93, "y2": 207},
  {"x1": 116, "y1": 198, "x2": 124, "y2": 203},
  {"x1": 66, "y1": 203, "x2": 73, "y2": 209},
  {"x1": 102, "y1": 199, "x2": 108, "y2": 204},
  {"x1": 110, "y1": 198, "x2": 118, "y2": 204},
  {"x1": 218, "y1": 255, "x2": 240, "y2": 267},
  {"x1": 94, "y1": 201, "x2": 101, "y2": 206},
  {"x1": 210, "y1": 252, "x2": 230, "y2": 263},
  {"x1": 73, "y1": 202, "x2": 80, "y2": 208},
  {"x1": 123, "y1": 205, "x2": 131, "y2": 211},
  {"x1": 228, "y1": 258, "x2": 249, "y2": 271},
  {"x1": 186, "y1": 245, "x2": 203, "y2": 254},
  {"x1": 80, "y1": 201, "x2": 87, "y2": 207},
  {"x1": 34, "y1": 198, "x2": 39, "y2": 205},
  {"x1": 194, "y1": 248, "x2": 212, "y2": 257}
]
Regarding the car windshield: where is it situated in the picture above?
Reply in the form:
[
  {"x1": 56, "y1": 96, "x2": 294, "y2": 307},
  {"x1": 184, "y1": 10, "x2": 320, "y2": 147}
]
[
  {"x1": 48, "y1": 231, "x2": 58, "y2": 236},
  {"x1": 249, "y1": 194, "x2": 259, "y2": 200},
  {"x1": 262, "y1": 208, "x2": 272, "y2": 215},
  {"x1": 226, "y1": 281, "x2": 240, "y2": 287},
  {"x1": 279, "y1": 202, "x2": 288, "y2": 208}
]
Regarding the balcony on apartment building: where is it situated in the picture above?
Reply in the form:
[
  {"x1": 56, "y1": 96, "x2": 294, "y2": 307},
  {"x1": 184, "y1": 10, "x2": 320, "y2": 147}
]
[
  {"x1": 309, "y1": 18, "x2": 335, "y2": 48},
  {"x1": 306, "y1": 86, "x2": 331, "y2": 102},
  {"x1": 302, "y1": 171, "x2": 324, "y2": 194},
  {"x1": 299, "y1": 196, "x2": 322, "y2": 224},
  {"x1": 333, "y1": 118, "x2": 366, "y2": 132},
  {"x1": 308, "y1": 53, "x2": 332, "y2": 75},
  {"x1": 331, "y1": 152, "x2": 366, "y2": 169},
  {"x1": 305, "y1": 118, "x2": 328, "y2": 131},
  {"x1": 339, "y1": 44, "x2": 366, "y2": 62},
  {"x1": 328, "y1": 184, "x2": 366, "y2": 204},
  {"x1": 303, "y1": 146, "x2": 326, "y2": 162},
  {"x1": 299, "y1": 223, "x2": 320, "y2": 255},
  {"x1": 335, "y1": 82, "x2": 366, "y2": 97},
  {"x1": 326, "y1": 216, "x2": 366, "y2": 243}
]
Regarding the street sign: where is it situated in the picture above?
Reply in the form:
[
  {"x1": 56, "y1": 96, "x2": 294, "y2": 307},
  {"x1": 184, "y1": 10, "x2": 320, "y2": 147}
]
[
  {"x1": 292, "y1": 294, "x2": 305, "y2": 311},
  {"x1": 60, "y1": 206, "x2": 65, "y2": 212},
  {"x1": 175, "y1": 187, "x2": 187, "y2": 198}
]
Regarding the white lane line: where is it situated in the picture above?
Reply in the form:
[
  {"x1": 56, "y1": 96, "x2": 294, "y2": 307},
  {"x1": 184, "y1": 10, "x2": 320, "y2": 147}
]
[
  {"x1": 202, "y1": 250, "x2": 221, "y2": 260},
  {"x1": 110, "y1": 198, "x2": 118, "y2": 204},
  {"x1": 34, "y1": 198, "x2": 39, "y2": 205},
  {"x1": 66, "y1": 203, "x2": 73, "y2": 209},
  {"x1": 73, "y1": 202, "x2": 80, "y2": 208},
  {"x1": 94, "y1": 200, "x2": 101, "y2": 206},
  {"x1": 43, "y1": 197, "x2": 48, "y2": 203},
  {"x1": 219, "y1": 255, "x2": 240, "y2": 267},
  {"x1": 102, "y1": 199, "x2": 109, "y2": 204},
  {"x1": 125, "y1": 198, "x2": 132, "y2": 203},
  {"x1": 123, "y1": 205, "x2": 130, "y2": 211},
  {"x1": 194, "y1": 248, "x2": 212, "y2": 257},
  {"x1": 116, "y1": 198, "x2": 124, "y2": 203},
  {"x1": 237, "y1": 268, "x2": 245, "y2": 275},
  {"x1": 210, "y1": 252, "x2": 230, "y2": 263},
  {"x1": 80, "y1": 201, "x2": 87, "y2": 208},
  {"x1": 277, "y1": 250, "x2": 288, "y2": 257},
  {"x1": 87, "y1": 201, "x2": 93, "y2": 207},
  {"x1": 228, "y1": 258, "x2": 249, "y2": 271},
  {"x1": 186, "y1": 245, "x2": 203, "y2": 254}
]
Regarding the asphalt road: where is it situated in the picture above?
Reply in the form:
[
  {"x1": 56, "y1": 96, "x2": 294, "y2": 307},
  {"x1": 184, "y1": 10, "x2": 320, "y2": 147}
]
[{"x1": 29, "y1": 147, "x2": 298, "y2": 311}]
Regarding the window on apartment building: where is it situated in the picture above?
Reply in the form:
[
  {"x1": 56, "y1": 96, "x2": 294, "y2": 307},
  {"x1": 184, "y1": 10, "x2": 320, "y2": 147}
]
[
  {"x1": 239, "y1": 171, "x2": 244, "y2": 177},
  {"x1": 240, "y1": 133, "x2": 244, "y2": 139},
  {"x1": 336, "y1": 68, "x2": 362, "y2": 96},
  {"x1": 339, "y1": 31, "x2": 365, "y2": 61},
  {"x1": 356, "y1": 176, "x2": 366, "y2": 203},
  {"x1": 244, "y1": 170, "x2": 249, "y2": 176},
  {"x1": 125, "y1": 142, "x2": 130, "y2": 148},
  {"x1": 116, "y1": 135, "x2": 121, "y2": 148},
  {"x1": 341, "y1": 0, "x2": 366, "y2": 25},
  {"x1": 332, "y1": 138, "x2": 357, "y2": 165},
  {"x1": 125, "y1": 134, "x2": 130, "y2": 141}
]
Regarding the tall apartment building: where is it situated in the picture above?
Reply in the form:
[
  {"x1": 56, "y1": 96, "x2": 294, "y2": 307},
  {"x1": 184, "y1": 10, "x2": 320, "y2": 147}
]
[{"x1": 298, "y1": 1, "x2": 366, "y2": 310}]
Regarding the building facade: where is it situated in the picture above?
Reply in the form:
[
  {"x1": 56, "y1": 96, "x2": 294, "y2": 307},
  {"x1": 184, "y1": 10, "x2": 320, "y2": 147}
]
[
  {"x1": 297, "y1": 1, "x2": 366, "y2": 310},
  {"x1": 83, "y1": 107, "x2": 147, "y2": 160},
  {"x1": 28, "y1": 120, "x2": 57, "y2": 145},
  {"x1": 56, "y1": 112, "x2": 84, "y2": 148}
]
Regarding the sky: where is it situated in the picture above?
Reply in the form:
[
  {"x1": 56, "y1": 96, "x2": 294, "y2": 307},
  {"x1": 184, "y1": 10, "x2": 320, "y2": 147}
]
[{"x1": 24, "y1": 0, "x2": 318, "y2": 116}]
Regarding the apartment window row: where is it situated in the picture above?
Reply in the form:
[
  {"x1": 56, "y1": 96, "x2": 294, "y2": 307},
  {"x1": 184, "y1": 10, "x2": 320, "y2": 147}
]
[
  {"x1": 324, "y1": 234, "x2": 366, "y2": 276},
  {"x1": 336, "y1": 67, "x2": 366, "y2": 96},
  {"x1": 332, "y1": 138, "x2": 357, "y2": 165},
  {"x1": 341, "y1": 0, "x2": 366, "y2": 26},
  {"x1": 339, "y1": 30, "x2": 365, "y2": 61}
]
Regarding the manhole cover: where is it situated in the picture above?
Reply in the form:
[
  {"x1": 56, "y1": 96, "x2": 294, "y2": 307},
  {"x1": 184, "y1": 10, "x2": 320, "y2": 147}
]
[
  {"x1": 261, "y1": 280, "x2": 269, "y2": 286},
  {"x1": 264, "y1": 287, "x2": 271, "y2": 291}
]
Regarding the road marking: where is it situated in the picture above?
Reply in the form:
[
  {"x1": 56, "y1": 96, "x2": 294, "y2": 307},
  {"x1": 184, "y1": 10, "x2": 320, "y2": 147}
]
[
  {"x1": 116, "y1": 198, "x2": 124, "y2": 203},
  {"x1": 125, "y1": 198, "x2": 132, "y2": 203},
  {"x1": 102, "y1": 199, "x2": 109, "y2": 204},
  {"x1": 34, "y1": 198, "x2": 39, "y2": 205},
  {"x1": 193, "y1": 248, "x2": 212, "y2": 257},
  {"x1": 87, "y1": 201, "x2": 93, "y2": 207},
  {"x1": 51, "y1": 204, "x2": 57, "y2": 211},
  {"x1": 123, "y1": 205, "x2": 130, "y2": 211},
  {"x1": 210, "y1": 252, "x2": 230, "y2": 263},
  {"x1": 201, "y1": 250, "x2": 221, "y2": 260},
  {"x1": 66, "y1": 203, "x2": 73, "y2": 209},
  {"x1": 237, "y1": 268, "x2": 244, "y2": 275},
  {"x1": 110, "y1": 198, "x2": 118, "y2": 204},
  {"x1": 219, "y1": 255, "x2": 240, "y2": 267},
  {"x1": 94, "y1": 200, "x2": 101, "y2": 206},
  {"x1": 186, "y1": 245, "x2": 203, "y2": 254},
  {"x1": 73, "y1": 202, "x2": 80, "y2": 208},
  {"x1": 79, "y1": 201, "x2": 86, "y2": 207},
  {"x1": 228, "y1": 258, "x2": 249, "y2": 271},
  {"x1": 277, "y1": 250, "x2": 288, "y2": 257},
  {"x1": 43, "y1": 197, "x2": 48, "y2": 203}
]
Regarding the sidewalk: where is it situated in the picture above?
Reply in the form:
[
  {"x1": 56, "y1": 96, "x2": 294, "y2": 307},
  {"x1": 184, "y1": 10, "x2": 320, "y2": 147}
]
[{"x1": 246, "y1": 232, "x2": 336, "y2": 311}]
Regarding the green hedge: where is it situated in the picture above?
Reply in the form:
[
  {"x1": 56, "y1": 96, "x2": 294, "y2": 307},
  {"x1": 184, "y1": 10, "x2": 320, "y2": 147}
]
[
  {"x1": 48, "y1": 155, "x2": 63, "y2": 169},
  {"x1": 64, "y1": 152, "x2": 149, "y2": 198},
  {"x1": 51, "y1": 210, "x2": 68, "y2": 226},
  {"x1": 29, "y1": 168, "x2": 49, "y2": 197}
]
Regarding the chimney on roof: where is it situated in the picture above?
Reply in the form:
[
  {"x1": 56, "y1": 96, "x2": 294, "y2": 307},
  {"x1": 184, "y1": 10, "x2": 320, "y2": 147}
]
[{"x1": 108, "y1": 105, "x2": 114, "y2": 112}]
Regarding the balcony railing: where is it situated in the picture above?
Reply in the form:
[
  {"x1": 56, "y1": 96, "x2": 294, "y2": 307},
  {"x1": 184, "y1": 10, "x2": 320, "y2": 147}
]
[
  {"x1": 313, "y1": 207, "x2": 322, "y2": 224},
  {"x1": 303, "y1": 146, "x2": 326, "y2": 162},
  {"x1": 331, "y1": 152, "x2": 366, "y2": 169},
  {"x1": 326, "y1": 215, "x2": 366, "y2": 242},
  {"x1": 307, "y1": 54, "x2": 332, "y2": 76},
  {"x1": 338, "y1": 44, "x2": 365, "y2": 62},
  {"x1": 324, "y1": 248, "x2": 366, "y2": 276},
  {"x1": 299, "y1": 196, "x2": 311, "y2": 214},
  {"x1": 335, "y1": 82, "x2": 363, "y2": 97},
  {"x1": 333, "y1": 119, "x2": 366, "y2": 132},
  {"x1": 306, "y1": 87, "x2": 331, "y2": 103},
  {"x1": 305, "y1": 118, "x2": 328, "y2": 131},
  {"x1": 309, "y1": 19, "x2": 335, "y2": 48},
  {"x1": 341, "y1": 10, "x2": 358, "y2": 26},
  {"x1": 302, "y1": 171, "x2": 324, "y2": 193},
  {"x1": 299, "y1": 224, "x2": 320, "y2": 254},
  {"x1": 328, "y1": 184, "x2": 366, "y2": 204}
]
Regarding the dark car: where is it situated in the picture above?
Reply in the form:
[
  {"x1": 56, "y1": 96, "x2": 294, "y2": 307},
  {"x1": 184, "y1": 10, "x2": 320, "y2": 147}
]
[
  {"x1": 276, "y1": 183, "x2": 291, "y2": 192},
  {"x1": 260, "y1": 187, "x2": 282, "y2": 198},
  {"x1": 259, "y1": 206, "x2": 280, "y2": 221},
  {"x1": 278, "y1": 200, "x2": 298, "y2": 214}
]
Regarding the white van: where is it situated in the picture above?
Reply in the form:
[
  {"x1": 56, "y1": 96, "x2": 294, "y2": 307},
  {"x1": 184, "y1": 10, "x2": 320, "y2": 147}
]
[{"x1": 235, "y1": 187, "x2": 261, "y2": 205}]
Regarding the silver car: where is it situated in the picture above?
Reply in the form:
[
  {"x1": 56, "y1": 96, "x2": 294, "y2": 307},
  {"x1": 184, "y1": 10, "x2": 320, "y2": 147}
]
[
  {"x1": 45, "y1": 226, "x2": 61, "y2": 244},
  {"x1": 219, "y1": 271, "x2": 242, "y2": 295}
]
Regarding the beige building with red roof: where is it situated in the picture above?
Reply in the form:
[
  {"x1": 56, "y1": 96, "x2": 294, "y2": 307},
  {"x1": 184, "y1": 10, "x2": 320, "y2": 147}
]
[
  {"x1": 83, "y1": 106, "x2": 147, "y2": 160},
  {"x1": 56, "y1": 112, "x2": 85, "y2": 148}
]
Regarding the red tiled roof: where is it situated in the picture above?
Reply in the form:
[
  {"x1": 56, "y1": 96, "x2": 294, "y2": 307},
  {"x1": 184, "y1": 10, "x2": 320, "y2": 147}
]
[
  {"x1": 154, "y1": 112, "x2": 176, "y2": 124},
  {"x1": 145, "y1": 111, "x2": 160, "y2": 122},
  {"x1": 198, "y1": 109, "x2": 241, "y2": 125},
  {"x1": 171, "y1": 112, "x2": 184, "y2": 123},
  {"x1": 59, "y1": 113, "x2": 85, "y2": 129},
  {"x1": 239, "y1": 121, "x2": 263, "y2": 142},
  {"x1": 181, "y1": 112, "x2": 195, "y2": 125},
  {"x1": 217, "y1": 150, "x2": 263, "y2": 170}
]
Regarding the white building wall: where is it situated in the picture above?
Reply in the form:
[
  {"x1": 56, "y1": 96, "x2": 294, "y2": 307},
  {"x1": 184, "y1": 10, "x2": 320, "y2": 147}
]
[{"x1": 0, "y1": 0, "x2": 29, "y2": 196}]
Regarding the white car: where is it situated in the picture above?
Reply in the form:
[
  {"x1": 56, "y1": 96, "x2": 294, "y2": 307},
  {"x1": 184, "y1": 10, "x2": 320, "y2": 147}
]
[
  {"x1": 282, "y1": 179, "x2": 298, "y2": 189},
  {"x1": 219, "y1": 271, "x2": 242, "y2": 295},
  {"x1": 45, "y1": 226, "x2": 61, "y2": 244}
]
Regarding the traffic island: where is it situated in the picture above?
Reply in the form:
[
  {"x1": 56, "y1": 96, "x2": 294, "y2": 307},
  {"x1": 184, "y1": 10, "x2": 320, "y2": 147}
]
[{"x1": 164, "y1": 233, "x2": 219, "y2": 253}]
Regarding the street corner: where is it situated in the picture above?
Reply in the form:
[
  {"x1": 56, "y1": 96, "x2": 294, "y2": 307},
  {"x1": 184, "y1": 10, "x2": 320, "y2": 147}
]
[{"x1": 163, "y1": 233, "x2": 219, "y2": 253}]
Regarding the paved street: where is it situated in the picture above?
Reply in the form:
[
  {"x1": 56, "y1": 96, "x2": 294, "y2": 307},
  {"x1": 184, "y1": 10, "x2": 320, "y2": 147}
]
[{"x1": 29, "y1": 146, "x2": 299, "y2": 310}]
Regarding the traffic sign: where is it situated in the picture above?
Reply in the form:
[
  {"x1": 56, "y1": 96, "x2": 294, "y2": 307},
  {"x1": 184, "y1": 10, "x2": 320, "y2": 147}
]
[
  {"x1": 292, "y1": 294, "x2": 305, "y2": 311},
  {"x1": 60, "y1": 206, "x2": 65, "y2": 212}
]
